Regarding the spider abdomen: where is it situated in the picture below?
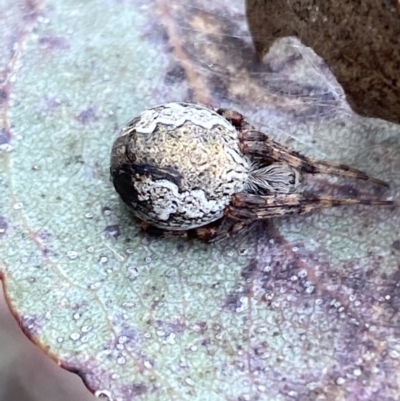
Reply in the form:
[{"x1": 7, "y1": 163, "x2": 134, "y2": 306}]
[{"x1": 110, "y1": 102, "x2": 251, "y2": 230}]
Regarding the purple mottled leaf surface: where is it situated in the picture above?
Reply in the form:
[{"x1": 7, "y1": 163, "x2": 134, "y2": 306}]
[{"x1": 0, "y1": 1, "x2": 399, "y2": 400}]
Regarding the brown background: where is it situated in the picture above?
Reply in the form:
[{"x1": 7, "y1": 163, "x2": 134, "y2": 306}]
[
  {"x1": 246, "y1": 0, "x2": 400, "y2": 124},
  {"x1": 0, "y1": 287, "x2": 95, "y2": 401}
]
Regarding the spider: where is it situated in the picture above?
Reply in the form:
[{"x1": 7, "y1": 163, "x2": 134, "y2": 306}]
[{"x1": 110, "y1": 102, "x2": 392, "y2": 243}]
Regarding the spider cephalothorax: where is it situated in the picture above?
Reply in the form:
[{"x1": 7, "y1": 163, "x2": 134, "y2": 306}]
[{"x1": 110, "y1": 102, "x2": 392, "y2": 242}]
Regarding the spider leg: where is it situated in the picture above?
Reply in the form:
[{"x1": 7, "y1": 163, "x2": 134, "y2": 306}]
[
  {"x1": 188, "y1": 217, "x2": 248, "y2": 243},
  {"x1": 215, "y1": 107, "x2": 388, "y2": 187},
  {"x1": 240, "y1": 129, "x2": 389, "y2": 188},
  {"x1": 140, "y1": 191, "x2": 392, "y2": 243},
  {"x1": 215, "y1": 108, "x2": 245, "y2": 128},
  {"x1": 228, "y1": 192, "x2": 393, "y2": 221},
  {"x1": 140, "y1": 221, "x2": 187, "y2": 239},
  {"x1": 140, "y1": 219, "x2": 247, "y2": 243}
]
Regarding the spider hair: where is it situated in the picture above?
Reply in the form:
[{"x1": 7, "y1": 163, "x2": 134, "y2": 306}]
[{"x1": 246, "y1": 162, "x2": 302, "y2": 194}]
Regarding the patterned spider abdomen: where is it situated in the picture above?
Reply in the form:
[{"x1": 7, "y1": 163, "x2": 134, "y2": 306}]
[{"x1": 110, "y1": 102, "x2": 251, "y2": 230}]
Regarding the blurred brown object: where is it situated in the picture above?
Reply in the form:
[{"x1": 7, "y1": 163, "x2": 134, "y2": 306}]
[{"x1": 246, "y1": 0, "x2": 400, "y2": 124}]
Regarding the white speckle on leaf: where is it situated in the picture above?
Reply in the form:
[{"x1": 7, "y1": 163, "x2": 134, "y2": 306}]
[
  {"x1": 179, "y1": 358, "x2": 188, "y2": 368},
  {"x1": 288, "y1": 390, "x2": 298, "y2": 397},
  {"x1": 185, "y1": 377, "x2": 195, "y2": 386},
  {"x1": 81, "y1": 325, "x2": 92, "y2": 333},
  {"x1": 88, "y1": 281, "x2": 102, "y2": 290},
  {"x1": 0, "y1": 143, "x2": 14, "y2": 152},
  {"x1": 94, "y1": 390, "x2": 113, "y2": 400},
  {"x1": 57, "y1": 337, "x2": 64, "y2": 343},
  {"x1": 13, "y1": 202, "x2": 23, "y2": 210},
  {"x1": 190, "y1": 345, "x2": 198, "y2": 352},
  {"x1": 117, "y1": 356, "x2": 126, "y2": 365},
  {"x1": 73, "y1": 313, "x2": 81, "y2": 320},
  {"x1": 37, "y1": 16, "x2": 50, "y2": 24},
  {"x1": 70, "y1": 332, "x2": 80, "y2": 341},
  {"x1": 336, "y1": 377, "x2": 346, "y2": 385},
  {"x1": 100, "y1": 256, "x2": 108, "y2": 264},
  {"x1": 85, "y1": 212, "x2": 93, "y2": 219},
  {"x1": 353, "y1": 368, "x2": 362, "y2": 376},
  {"x1": 305, "y1": 286, "x2": 314, "y2": 294},
  {"x1": 144, "y1": 360, "x2": 153, "y2": 369},
  {"x1": 264, "y1": 293, "x2": 274, "y2": 301},
  {"x1": 60, "y1": 298, "x2": 69, "y2": 307},
  {"x1": 236, "y1": 296, "x2": 249, "y2": 312},
  {"x1": 156, "y1": 330, "x2": 165, "y2": 337},
  {"x1": 298, "y1": 269, "x2": 307, "y2": 278},
  {"x1": 166, "y1": 333, "x2": 176, "y2": 344},
  {"x1": 122, "y1": 302, "x2": 136, "y2": 309},
  {"x1": 127, "y1": 266, "x2": 139, "y2": 280},
  {"x1": 118, "y1": 336, "x2": 128, "y2": 344},
  {"x1": 306, "y1": 382, "x2": 320, "y2": 391},
  {"x1": 67, "y1": 250, "x2": 78, "y2": 260}
]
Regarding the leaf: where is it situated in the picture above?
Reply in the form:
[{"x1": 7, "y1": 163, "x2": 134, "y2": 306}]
[{"x1": 0, "y1": 1, "x2": 399, "y2": 400}]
